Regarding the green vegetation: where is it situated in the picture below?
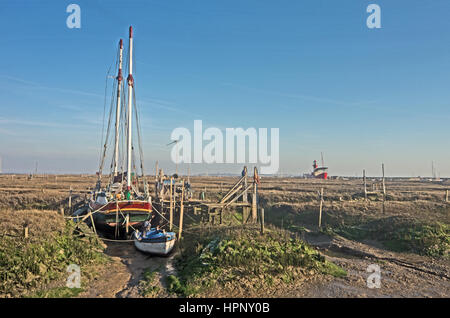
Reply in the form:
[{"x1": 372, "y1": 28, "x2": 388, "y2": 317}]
[
  {"x1": 382, "y1": 222, "x2": 449, "y2": 257},
  {"x1": 330, "y1": 217, "x2": 449, "y2": 258},
  {"x1": 166, "y1": 274, "x2": 186, "y2": 295},
  {"x1": 265, "y1": 204, "x2": 449, "y2": 258},
  {"x1": 139, "y1": 268, "x2": 160, "y2": 297},
  {"x1": 167, "y1": 227, "x2": 346, "y2": 297},
  {"x1": 0, "y1": 221, "x2": 107, "y2": 297},
  {"x1": 27, "y1": 287, "x2": 84, "y2": 298}
]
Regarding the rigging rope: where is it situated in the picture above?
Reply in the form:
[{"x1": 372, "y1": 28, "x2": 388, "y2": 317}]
[
  {"x1": 98, "y1": 45, "x2": 121, "y2": 180},
  {"x1": 133, "y1": 86, "x2": 148, "y2": 195}
]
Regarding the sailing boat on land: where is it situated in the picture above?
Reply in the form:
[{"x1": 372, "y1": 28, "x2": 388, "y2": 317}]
[{"x1": 88, "y1": 26, "x2": 152, "y2": 236}]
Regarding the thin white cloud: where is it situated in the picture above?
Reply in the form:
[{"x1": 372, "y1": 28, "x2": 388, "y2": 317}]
[
  {"x1": 220, "y1": 82, "x2": 377, "y2": 108},
  {"x1": 0, "y1": 117, "x2": 85, "y2": 129},
  {"x1": 0, "y1": 74, "x2": 104, "y2": 99}
]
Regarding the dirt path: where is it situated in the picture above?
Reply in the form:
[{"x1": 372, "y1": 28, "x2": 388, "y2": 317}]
[
  {"x1": 79, "y1": 241, "x2": 177, "y2": 298},
  {"x1": 295, "y1": 231, "x2": 450, "y2": 297}
]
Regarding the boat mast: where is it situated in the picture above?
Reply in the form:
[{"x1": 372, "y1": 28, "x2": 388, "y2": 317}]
[
  {"x1": 113, "y1": 39, "x2": 124, "y2": 177},
  {"x1": 126, "y1": 26, "x2": 134, "y2": 193}
]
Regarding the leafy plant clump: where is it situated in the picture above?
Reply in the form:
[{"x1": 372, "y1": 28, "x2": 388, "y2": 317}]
[
  {"x1": 168, "y1": 228, "x2": 346, "y2": 297},
  {"x1": 139, "y1": 268, "x2": 161, "y2": 297},
  {"x1": 383, "y1": 222, "x2": 449, "y2": 257},
  {"x1": 0, "y1": 221, "x2": 107, "y2": 297},
  {"x1": 331, "y1": 217, "x2": 449, "y2": 258}
]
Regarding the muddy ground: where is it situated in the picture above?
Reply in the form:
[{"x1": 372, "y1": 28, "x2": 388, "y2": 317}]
[{"x1": 77, "y1": 240, "x2": 176, "y2": 298}]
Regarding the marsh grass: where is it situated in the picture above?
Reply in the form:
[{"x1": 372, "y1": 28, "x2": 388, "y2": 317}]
[
  {"x1": 323, "y1": 216, "x2": 449, "y2": 258},
  {"x1": 138, "y1": 268, "x2": 161, "y2": 297},
  {"x1": 167, "y1": 226, "x2": 346, "y2": 297},
  {"x1": 264, "y1": 200, "x2": 450, "y2": 258}
]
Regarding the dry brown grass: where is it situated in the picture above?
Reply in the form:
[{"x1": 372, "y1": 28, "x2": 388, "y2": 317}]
[{"x1": 0, "y1": 209, "x2": 65, "y2": 242}]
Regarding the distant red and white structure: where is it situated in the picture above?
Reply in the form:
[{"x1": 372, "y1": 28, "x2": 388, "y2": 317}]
[{"x1": 311, "y1": 160, "x2": 328, "y2": 179}]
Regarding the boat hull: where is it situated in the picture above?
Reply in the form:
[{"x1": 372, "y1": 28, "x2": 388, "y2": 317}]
[
  {"x1": 134, "y1": 238, "x2": 176, "y2": 255},
  {"x1": 89, "y1": 200, "x2": 152, "y2": 231},
  {"x1": 313, "y1": 168, "x2": 328, "y2": 179},
  {"x1": 133, "y1": 230, "x2": 177, "y2": 256}
]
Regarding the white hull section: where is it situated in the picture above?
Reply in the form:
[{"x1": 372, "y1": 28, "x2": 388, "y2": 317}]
[
  {"x1": 134, "y1": 238, "x2": 176, "y2": 255},
  {"x1": 313, "y1": 168, "x2": 327, "y2": 176}
]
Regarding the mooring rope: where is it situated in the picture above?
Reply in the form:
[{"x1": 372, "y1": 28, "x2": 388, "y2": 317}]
[
  {"x1": 62, "y1": 202, "x2": 110, "y2": 220},
  {"x1": 152, "y1": 204, "x2": 180, "y2": 231},
  {"x1": 73, "y1": 232, "x2": 135, "y2": 242}
]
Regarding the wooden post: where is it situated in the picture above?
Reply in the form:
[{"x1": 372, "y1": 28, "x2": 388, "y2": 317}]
[
  {"x1": 59, "y1": 207, "x2": 64, "y2": 216},
  {"x1": 90, "y1": 211, "x2": 97, "y2": 237},
  {"x1": 169, "y1": 177, "x2": 173, "y2": 231},
  {"x1": 363, "y1": 169, "x2": 367, "y2": 200},
  {"x1": 188, "y1": 165, "x2": 191, "y2": 184},
  {"x1": 243, "y1": 166, "x2": 248, "y2": 223},
  {"x1": 69, "y1": 186, "x2": 72, "y2": 214},
  {"x1": 446, "y1": 190, "x2": 448, "y2": 202},
  {"x1": 260, "y1": 208, "x2": 265, "y2": 235},
  {"x1": 115, "y1": 202, "x2": 119, "y2": 239},
  {"x1": 178, "y1": 182, "x2": 185, "y2": 239},
  {"x1": 207, "y1": 206, "x2": 211, "y2": 224},
  {"x1": 382, "y1": 164, "x2": 386, "y2": 214},
  {"x1": 318, "y1": 188, "x2": 324, "y2": 229},
  {"x1": 24, "y1": 225, "x2": 29, "y2": 239},
  {"x1": 251, "y1": 167, "x2": 258, "y2": 223}
]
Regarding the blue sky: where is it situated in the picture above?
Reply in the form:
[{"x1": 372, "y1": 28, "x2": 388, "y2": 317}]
[{"x1": 0, "y1": 0, "x2": 449, "y2": 176}]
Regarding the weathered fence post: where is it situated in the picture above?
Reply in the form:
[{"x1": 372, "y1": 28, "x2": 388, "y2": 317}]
[
  {"x1": 260, "y1": 208, "x2": 265, "y2": 235},
  {"x1": 243, "y1": 166, "x2": 249, "y2": 223},
  {"x1": 318, "y1": 187, "x2": 324, "y2": 229},
  {"x1": 363, "y1": 169, "x2": 367, "y2": 200},
  {"x1": 69, "y1": 186, "x2": 73, "y2": 214},
  {"x1": 178, "y1": 182, "x2": 185, "y2": 239},
  {"x1": 169, "y1": 177, "x2": 174, "y2": 231},
  {"x1": 115, "y1": 202, "x2": 119, "y2": 239},
  {"x1": 90, "y1": 211, "x2": 97, "y2": 237},
  {"x1": 251, "y1": 167, "x2": 258, "y2": 223},
  {"x1": 446, "y1": 190, "x2": 448, "y2": 202},
  {"x1": 24, "y1": 225, "x2": 29, "y2": 239},
  {"x1": 59, "y1": 207, "x2": 64, "y2": 216}
]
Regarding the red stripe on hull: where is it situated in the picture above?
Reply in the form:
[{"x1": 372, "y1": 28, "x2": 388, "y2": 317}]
[
  {"x1": 315, "y1": 172, "x2": 328, "y2": 179},
  {"x1": 90, "y1": 200, "x2": 152, "y2": 213},
  {"x1": 106, "y1": 222, "x2": 142, "y2": 227}
]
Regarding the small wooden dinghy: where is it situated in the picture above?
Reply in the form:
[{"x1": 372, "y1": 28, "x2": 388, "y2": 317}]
[{"x1": 133, "y1": 229, "x2": 177, "y2": 255}]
